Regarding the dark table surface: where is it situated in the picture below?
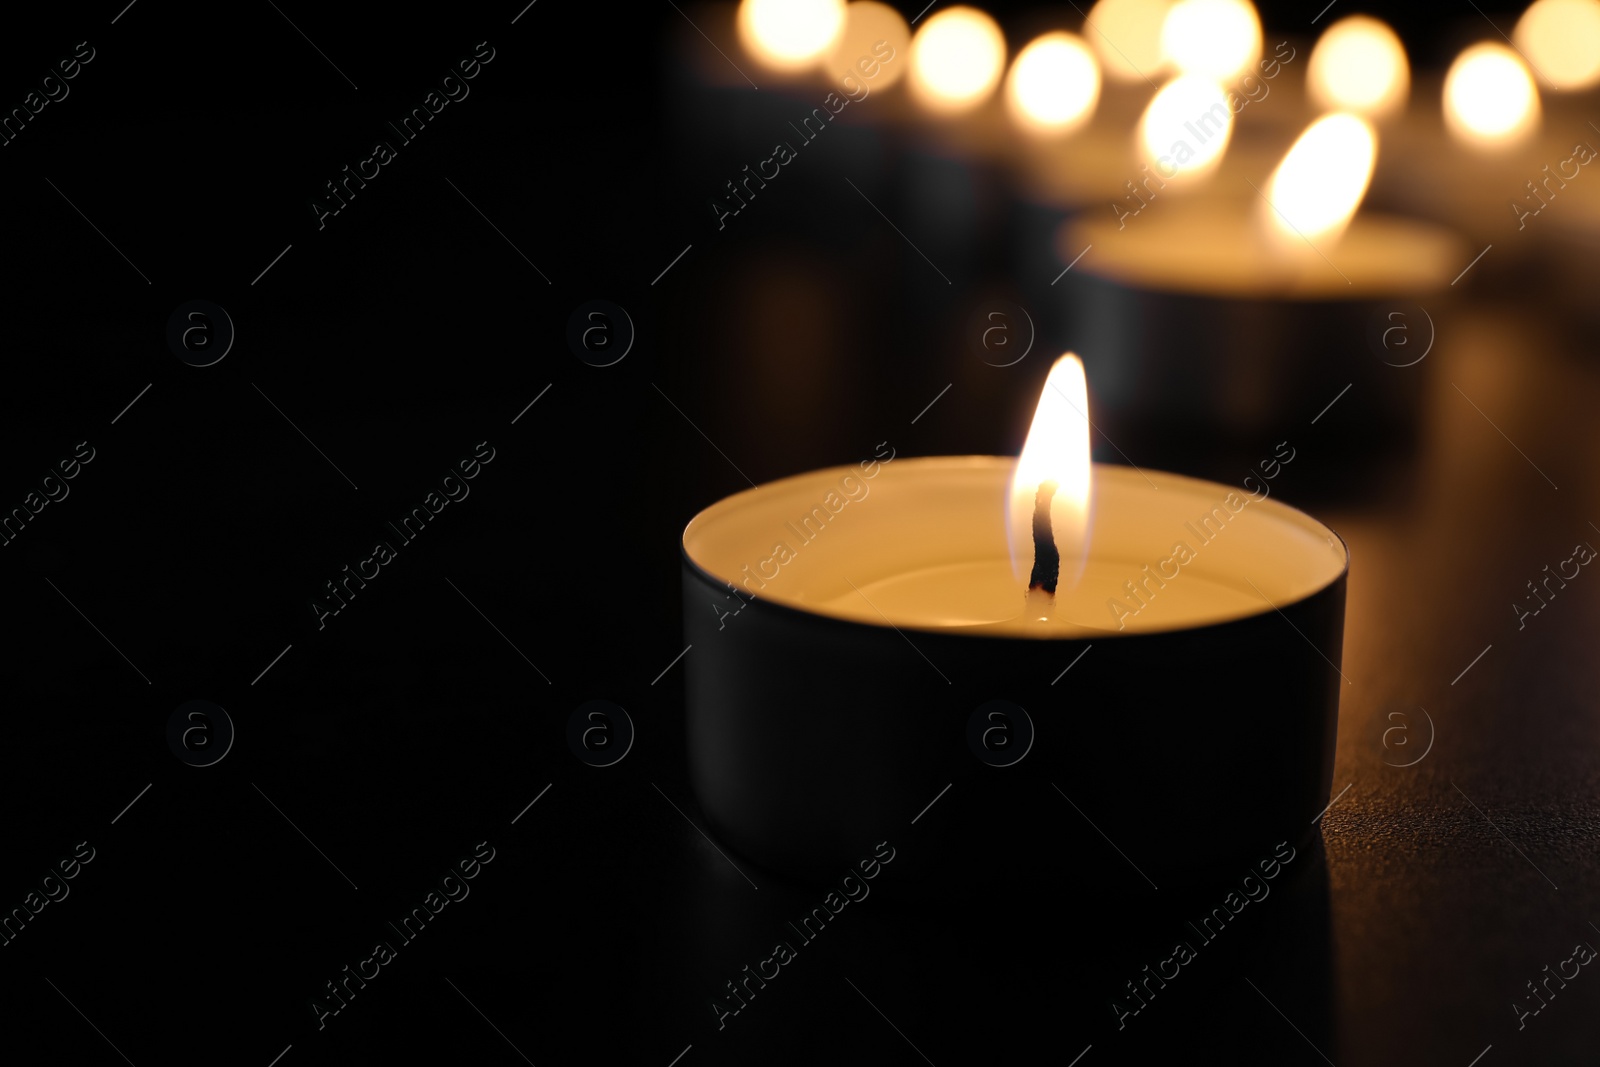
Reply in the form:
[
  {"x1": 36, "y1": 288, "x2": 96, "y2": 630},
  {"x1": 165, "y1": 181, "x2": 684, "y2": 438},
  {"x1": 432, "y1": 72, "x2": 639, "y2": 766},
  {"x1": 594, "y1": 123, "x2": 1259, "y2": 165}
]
[{"x1": 0, "y1": 2, "x2": 1596, "y2": 1065}]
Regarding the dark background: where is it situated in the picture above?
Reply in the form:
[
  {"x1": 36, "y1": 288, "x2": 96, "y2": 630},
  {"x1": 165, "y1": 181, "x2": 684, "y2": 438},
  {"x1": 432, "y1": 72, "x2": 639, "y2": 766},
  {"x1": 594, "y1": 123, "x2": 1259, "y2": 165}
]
[{"x1": 0, "y1": 2, "x2": 1595, "y2": 1065}]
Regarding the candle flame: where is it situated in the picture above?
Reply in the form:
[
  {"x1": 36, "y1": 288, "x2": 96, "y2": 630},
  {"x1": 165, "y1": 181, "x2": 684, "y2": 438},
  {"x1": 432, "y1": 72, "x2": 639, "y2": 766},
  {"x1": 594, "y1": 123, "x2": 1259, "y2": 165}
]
[
  {"x1": 1009, "y1": 354, "x2": 1093, "y2": 588},
  {"x1": 1444, "y1": 43, "x2": 1540, "y2": 148},
  {"x1": 1085, "y1": 0, "x2": 1172, "y2": 84},
  {"x1": 908, "y1": 6, "x2": 1007, "y2": 112},
  {"x1": 738, "y1": 0, "x2": 847, "y2": 71},
  {"x1": 1138, "y1": 75, "x2": 1234, "y2": 178},
  {"x1": 1007, "y1": 31, "x2": 1101, "y2": 135},
  {"x1": 1161, "y1": 0, "x2": 1261, "y2": 81},
  {"x1": 1306, "y1": 15, "x2": 1409, "y2": 119},
  {"x1": 1262, "y1": 113, "x2": 1376, "y2": 248},
  {"x1": 1514, "y1": 0, "x2": 1600, "y2": 91},
  {"x1": 825, "y1": 1, "x2": 910, "y2": 90}
]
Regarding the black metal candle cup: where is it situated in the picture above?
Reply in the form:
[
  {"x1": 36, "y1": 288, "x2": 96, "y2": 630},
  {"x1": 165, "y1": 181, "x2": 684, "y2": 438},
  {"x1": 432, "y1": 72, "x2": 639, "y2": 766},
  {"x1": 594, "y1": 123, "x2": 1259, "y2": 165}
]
[{"x1": 680, "y1": 457, "x2": 1348, "y2": 885}]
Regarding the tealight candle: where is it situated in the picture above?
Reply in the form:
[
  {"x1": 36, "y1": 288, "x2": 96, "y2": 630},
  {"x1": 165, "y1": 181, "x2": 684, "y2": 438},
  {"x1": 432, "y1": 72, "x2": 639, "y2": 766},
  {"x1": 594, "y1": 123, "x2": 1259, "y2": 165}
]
[
  {"x1": 1005, "y1": 31, "x2": 1101, "y2": 137},
  {"x1": 680, "y1": 355, "x2": 1348, "y2": 881},
  {"x1": 1443, "y1": 42, "x2": 1541, "y2": 150},
  {"x1": 823, "y1": 0, "x2": 909, "y2": 91},
  {"x1": 906, "y1": 5, "x2": 1007, "y2": 115},
  {"x1": 1368, "y1": 42, "x2": 1550, "y2": 254},
  {"x1": 1305, "y1": 14, "x2": 1409, "y2": 122},
  {"x1": 736, "y1": 0, "x2": 847, "y2": 74},
  {"x1": 1514, "y1": 0, "x2": 1600, "y2": 93},
  {"x1": 1161, "y1": 0, "x2": 1262, "y2": 82},
  {"x1": 1085, "y1": 0, "x2": 1172, "y2": 85},
  {"x1": 1058, "y1": 113, "x2": 1466, "y2": 450}
]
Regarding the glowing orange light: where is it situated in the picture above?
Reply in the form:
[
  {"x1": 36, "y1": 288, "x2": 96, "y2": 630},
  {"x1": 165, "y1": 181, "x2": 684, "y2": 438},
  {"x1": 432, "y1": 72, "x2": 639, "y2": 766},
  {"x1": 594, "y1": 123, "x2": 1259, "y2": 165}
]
[
  {"x1": 1161, "y1": 0, "x2": 1261, "y2": 81},
  {"x1": 738, "y1": 0, "x2": 847, "y2": 71},
  {"x1": 1007, "y1": 32, "x2": 1102, "y2": 134},
  {"x1": 908, "y1": 6, "x2": 1007, "y2": 112},
  {"x1": 1306, "y1": 15, "x2": 1409, "y2": 119},
  {"x1": 1514, "y1": 0, "x2": 1600, "y2": 90},
  {"x1": 1444, "y1": 42, "x2": 1540, "y2": 148},
  {"x1": 1138, "y1": 75, "x2": 1233, "y2": 178},
  {"x1": 1084, "y1": 0, "x2": 1172, "y2": 83},
  {"x1": 1262, "y1": 112, "x2": 1377, "y2": 249}
]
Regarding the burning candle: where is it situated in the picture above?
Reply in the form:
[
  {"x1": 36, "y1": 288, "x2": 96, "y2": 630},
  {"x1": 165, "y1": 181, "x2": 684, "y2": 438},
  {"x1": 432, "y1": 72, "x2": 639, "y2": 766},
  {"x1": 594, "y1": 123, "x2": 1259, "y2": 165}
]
[
  {"x1": 1259, "y1": 112, "x2": 1376, "y2": 255},
  {"x1": 1514, "y1": 0, "x2": 1600, "y2": 92},
  {"x1": 736, "y1": 0, "x2": 847, "y2": 72},
  {"x1": 1305, "y1": 14, "x2": 1409, "y2": 121},
  {"x1": 1011, "y1": 0, "x2": 1281, "y2": 210},
  {"x1": 1072, "y1": 112, "x2": 1460, "y2": 297},
  {"x1": 1160, "y1": 0, "x2": 1262, "y2": 82},
  {"x1": 823, "y1": 0, "x2": 909, "y2": 91},
  {"x1": 1005, "y1": 31, "x2": 1101, "y2": 137},
  {"x1": 795, "y1": 356, "x2": 1325, "y2": 632},
  {"x1": 1057, "y1": 113, "x2": 1464, "y2": 450},
  {"x1": 907, "y1": 5, "x2": 1007, "y2": 114},
  {"x1": 1137, "y1": 74, "x2": 1235, "y2": 181},
  {"x1": 1085, "y1": 0, "x2": 1172, "y2": 84},
  {"x1": 1443, "y1": 42, "x2": 1541, "y2": 150},
  {"x1": 1372, "y1": 36, "x2": 1548, "y2": 252},
  {"x1": 680, "y1": 355, "x2": 1349, "y2": 879},
  {"x1": 1081, "y1": 0, "x2": 1171, "y2": 83}
]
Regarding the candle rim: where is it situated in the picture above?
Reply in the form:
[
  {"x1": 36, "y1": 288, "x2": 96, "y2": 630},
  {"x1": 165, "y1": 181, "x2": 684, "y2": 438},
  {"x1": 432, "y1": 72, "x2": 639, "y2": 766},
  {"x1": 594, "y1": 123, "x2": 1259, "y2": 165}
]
[
  {"x1": 1061, "y1": 208, "x2": 1467, "y2": 299},
  {"x1": 681, "y1": 456, "x2": 1349, "y2": 641}
]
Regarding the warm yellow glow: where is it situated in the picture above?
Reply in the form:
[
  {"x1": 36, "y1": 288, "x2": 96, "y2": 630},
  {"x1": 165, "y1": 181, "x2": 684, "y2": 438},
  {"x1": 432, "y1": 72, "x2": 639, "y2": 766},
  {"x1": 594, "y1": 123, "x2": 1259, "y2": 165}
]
[
  {"x1": 1161, "y1": 0, "x2": 1261, "y2": 80},
  {"x1": 1009, "y1": 354, "x2": 1092, "y2": 586},
  {"x1": 1514, "y1": 0, "x2": 1600, "y2": 90},
  {"x1": 1306, "y1": 15, "x2": 1409, "y2": 119},
  {"x1": 1444, "y1": 43, "x2": 1541, "y2": 148},
  {"x1": 1084, "y1": 0, "x2": 1172, "y2": 83},
  {"x1": 1006, "y1": 32, "x2": 1102, "y2": 134},
  {"x1": 1262, "y1": 113, "x2": 1376, "y2": 248},
  {"x1": 1138, "y1": 75, "x2": 1233, "y2": 178},
  {"x1": 825, "y1": 1, "x2": 910, "y2": 90},
  {"x1": 908, "y1": 6, "x2": 1007, "y2": 111},
  {"x1": 738, "y1": 0, "x2": 848, "y2": 71}
]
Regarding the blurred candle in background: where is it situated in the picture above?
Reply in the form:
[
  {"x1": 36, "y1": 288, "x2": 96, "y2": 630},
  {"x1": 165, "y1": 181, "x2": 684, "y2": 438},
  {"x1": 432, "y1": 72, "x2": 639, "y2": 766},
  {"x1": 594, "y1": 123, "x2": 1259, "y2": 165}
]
[
  {"x1": 1508, "y1": 0, "x2": 1600, "y2": 321},
  {"x1": 824, "y1": 0, "x2": 910, "y2": 91},
  {"x1": 1160, "y1": 0, "x2": 1262, "y2": 81},
  {"x1": 1305, "y1": 15, "x2": 1409, "y2": 121},
  {"x1": 1261, "y1": 112, "x2": 1378, "y2": 257},
  {"x1": 1513, "y1": 0, "x2": 1600, "y2": 91},
  {"x1": 1055, "y1": 87, "x2": 1459, "y2": 460},
  {"x1": 1084, "y1": 0, "x2": 1172, "y2": 83},
  {"x1": 908, "y1": 5, "x2": 1007, "y2": 113},
  {"x1": 1443, "y1": 42, "x2": 1541, "y2": 149},
  {"x1": 1138, "y1": 75, "x2": 1234, "y2": 181},
  {"x1": 736, "y1": 0, "x2": 846, "y2": 72},
  {"x1": 1005, "y1": 31, "x2": 1101, "y2": 136}
]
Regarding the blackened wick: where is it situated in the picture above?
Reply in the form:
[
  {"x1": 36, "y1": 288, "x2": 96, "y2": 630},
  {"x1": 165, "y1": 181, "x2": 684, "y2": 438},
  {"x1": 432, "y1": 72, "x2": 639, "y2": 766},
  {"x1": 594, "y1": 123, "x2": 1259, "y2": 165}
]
[{"x1": 1029, "y1": 480, "x2": 1060, "y2": 594}]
